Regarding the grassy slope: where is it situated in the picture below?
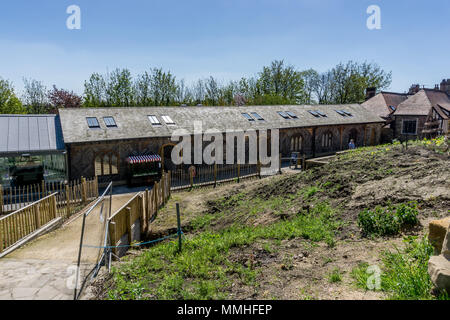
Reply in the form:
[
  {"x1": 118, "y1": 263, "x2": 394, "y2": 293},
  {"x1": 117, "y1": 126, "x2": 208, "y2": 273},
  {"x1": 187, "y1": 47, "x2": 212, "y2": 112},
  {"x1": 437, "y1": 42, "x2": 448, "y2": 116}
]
[{"x1": 101, "y1": 139, "x2": 450, "y2": 300}]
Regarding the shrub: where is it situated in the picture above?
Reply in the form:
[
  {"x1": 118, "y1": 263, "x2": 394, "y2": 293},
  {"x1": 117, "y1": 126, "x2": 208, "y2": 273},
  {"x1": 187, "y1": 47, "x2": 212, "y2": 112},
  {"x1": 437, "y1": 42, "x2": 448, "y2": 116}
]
[{"x1": 358, "y1": 202, "x2": 419, "y2": 237}]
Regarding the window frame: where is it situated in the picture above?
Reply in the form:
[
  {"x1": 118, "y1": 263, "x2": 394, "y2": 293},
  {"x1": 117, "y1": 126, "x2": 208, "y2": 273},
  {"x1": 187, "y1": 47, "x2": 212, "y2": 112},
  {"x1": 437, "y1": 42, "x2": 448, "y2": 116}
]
[
  {"x1": 286, "y1": 111, "x2": 298, "y2": 119},
  {"x1": 161, "y1": 115, "x2": 176, "y2": 125},
  {"x1": 402, "y1": 119, "x2": 418, "y2": 135},
  {"x1": 103, "y1": 116, "x2": 117, "y2": 128},
  {"x1": 86, "y1": 117, "x2": 100, "y2": 128},
  {"x1": 250, "y1": 112, "x2": 264, "y2": 121},
  {"x1": 242, "y1": 113, "x2": 255, "y2": 121},
  {"x1": 277, "y1": 111, "x2": 290, "y2": 119},
  {"x1": 148, "y1": 115, "x2": 161, "y2": 126}
]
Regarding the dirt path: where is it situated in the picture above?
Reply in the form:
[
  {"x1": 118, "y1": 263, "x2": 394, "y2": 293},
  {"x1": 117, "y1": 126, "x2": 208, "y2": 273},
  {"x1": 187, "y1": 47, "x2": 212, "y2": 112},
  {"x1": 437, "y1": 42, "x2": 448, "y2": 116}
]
[{"x1": 0, "y1": 193, "x2": 136, "y2": 300}]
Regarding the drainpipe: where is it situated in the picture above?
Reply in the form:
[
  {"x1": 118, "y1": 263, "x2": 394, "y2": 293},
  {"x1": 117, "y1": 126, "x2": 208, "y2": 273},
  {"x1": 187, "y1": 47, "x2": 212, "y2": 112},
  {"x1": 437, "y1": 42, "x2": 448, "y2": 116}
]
[{"x1": 312, "y1": 127, "x2": 316, "y2": 158}]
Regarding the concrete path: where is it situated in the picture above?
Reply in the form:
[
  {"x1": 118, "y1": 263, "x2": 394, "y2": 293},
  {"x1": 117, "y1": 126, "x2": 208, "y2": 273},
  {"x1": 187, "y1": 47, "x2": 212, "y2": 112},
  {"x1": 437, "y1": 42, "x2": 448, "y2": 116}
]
[{"x1": 0, "y1": 193, "x2": 136, "y2": 300}]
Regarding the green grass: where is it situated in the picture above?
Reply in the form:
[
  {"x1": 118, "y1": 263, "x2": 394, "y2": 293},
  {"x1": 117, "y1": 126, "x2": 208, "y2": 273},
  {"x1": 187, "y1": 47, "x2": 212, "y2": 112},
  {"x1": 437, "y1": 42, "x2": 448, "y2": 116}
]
[
  {"x1": 351, "y1": 236, "x2": 450, "y2": 300},
  {"x1": 107, "y1": 201, "x2": 341, "y2": 300},
  {"x1": 358, "y1": 202, "x2": 419, "y2": 237},
  {"x1": 328, "y1": 267, "x2": 343, "y2": 283}
]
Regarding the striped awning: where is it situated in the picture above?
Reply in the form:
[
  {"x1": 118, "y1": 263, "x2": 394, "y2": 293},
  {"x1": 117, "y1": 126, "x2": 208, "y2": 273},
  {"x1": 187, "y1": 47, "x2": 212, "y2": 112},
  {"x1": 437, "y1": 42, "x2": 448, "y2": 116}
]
[{"x1": 126, "y1": 154, "x2": 161, "y2": 164}]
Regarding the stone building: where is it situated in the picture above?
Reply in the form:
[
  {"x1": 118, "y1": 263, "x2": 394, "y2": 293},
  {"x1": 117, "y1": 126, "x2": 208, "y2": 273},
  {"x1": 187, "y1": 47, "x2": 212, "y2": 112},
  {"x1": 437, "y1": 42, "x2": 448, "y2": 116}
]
[
  {"x1": 362, "y1": 80, "x2": 450, "y2": 140},
  {"x1": 58, "y1": 105, "x2": 384, "y2": 185}
]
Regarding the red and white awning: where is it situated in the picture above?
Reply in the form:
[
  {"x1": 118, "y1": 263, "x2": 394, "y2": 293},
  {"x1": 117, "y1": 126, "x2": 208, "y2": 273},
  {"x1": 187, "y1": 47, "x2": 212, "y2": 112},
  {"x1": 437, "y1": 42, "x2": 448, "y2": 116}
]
[{"x1": 126, "y1": 154, "x2": 161, "y2": 164}]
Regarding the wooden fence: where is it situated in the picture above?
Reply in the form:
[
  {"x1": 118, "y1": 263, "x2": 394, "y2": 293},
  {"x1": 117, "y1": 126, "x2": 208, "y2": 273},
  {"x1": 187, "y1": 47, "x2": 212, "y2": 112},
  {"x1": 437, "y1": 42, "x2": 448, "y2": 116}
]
[
  {"x1": 0, "y1": 193, "x2": 58, "y2": 254},
  {"x1": 0, "y1": 177, "x2": 99, "y2": 255},
  {"x1": 0, "y1": 177, "x2": 99, "y2": 215},
  {"x1": 108, "y1": 171, "x2": 171, "y2": 257}
]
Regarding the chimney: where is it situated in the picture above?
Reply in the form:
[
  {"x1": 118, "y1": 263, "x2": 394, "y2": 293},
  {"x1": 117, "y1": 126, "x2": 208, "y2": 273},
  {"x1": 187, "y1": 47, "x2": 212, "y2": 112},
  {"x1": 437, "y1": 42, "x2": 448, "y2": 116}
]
[
  {"x1": 365, "y1": 87, "x2": 377, "y2": 100},
  {"x1": 440, "y1": 79, "x2": 450, "y2": 94},
  {"x1": 408, "y1": 84, "x2": 421, "y2": 95}
]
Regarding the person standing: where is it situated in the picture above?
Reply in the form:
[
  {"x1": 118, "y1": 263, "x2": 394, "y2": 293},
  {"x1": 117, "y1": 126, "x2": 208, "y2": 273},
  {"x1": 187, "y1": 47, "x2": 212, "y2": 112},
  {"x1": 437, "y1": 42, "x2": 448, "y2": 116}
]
[{"x1": 349, "y1": 139, "x2": 356, "y2": 150}]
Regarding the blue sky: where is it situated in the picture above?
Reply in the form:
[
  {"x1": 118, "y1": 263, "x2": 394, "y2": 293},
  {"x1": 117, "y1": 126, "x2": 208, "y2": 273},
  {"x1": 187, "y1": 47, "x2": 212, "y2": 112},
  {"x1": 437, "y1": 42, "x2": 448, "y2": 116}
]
[{"x1": 0, "y1": 0, "x2": 449, "y2": 96}]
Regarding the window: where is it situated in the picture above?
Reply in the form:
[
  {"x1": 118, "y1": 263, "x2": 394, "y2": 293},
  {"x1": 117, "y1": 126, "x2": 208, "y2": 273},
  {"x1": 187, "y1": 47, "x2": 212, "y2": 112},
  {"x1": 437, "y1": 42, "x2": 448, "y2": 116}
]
[
  {"x1": 95, "y1": 153, "x2": 119, "y2": 176},
  {"x1": 402, "y1": 120, "x2": 417, "y2": 135},
  {"x1": 342, "y1": 110, "x2": 353, "y2": 117},
  {"x1": 286, "y1": 111, "x2": 298, "y2": 119},
  {"x1": 321, "y1": 132, "x2": 333, "y2": 148},
  {"x1": 161, "y1": 115, "x2": 175, "y2": 125},
  {"x1": 335, "y1": 110, "x2": 346, "y2": 117},
  {"x1": 250, "y1": 112, "x2": 264, "y2": 121},
  {"x1": 389, "y1": 106, "x2": 396, "y2": 112},
  {"x1": 103, "y1": 116, "x2": 117, "y2": 127},
  {"x1": 148, "y1": 115, "x2": 161, "y2": 125},
  {"x1": 290, "y1": 135, "x2": 302, "y2": 151},
  {"x1": 315, "y1": 110, "x2": 327, "y2": 117},
  {"x1": 308, "y1": 110, "x2": 320, "y2": 118},
  {"x1": 86, "y1": 117, "x2": 100, "y2": 128},
  {"x1": 277, "y1": 111, "x2": 290, "y2": 119},
  {"x1": 242, "y1": 113, "x2": 255, "y2": 121}
]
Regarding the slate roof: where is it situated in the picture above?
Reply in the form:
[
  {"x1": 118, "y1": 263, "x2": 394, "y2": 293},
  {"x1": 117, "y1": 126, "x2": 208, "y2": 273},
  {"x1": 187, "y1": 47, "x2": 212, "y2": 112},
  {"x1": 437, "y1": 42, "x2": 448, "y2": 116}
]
[
  {"x1": 0, "y1": 115, "x2": 65, "y2": 155},
  {"x1": 394, "y1": 89, "x2": 450, "y2": 116},
  {"x1": 362, "y1": 92, "x2": 409, "y2": 118},
  {"x1": 59, "y1": 104, "x2": 385, "y2": 144}
]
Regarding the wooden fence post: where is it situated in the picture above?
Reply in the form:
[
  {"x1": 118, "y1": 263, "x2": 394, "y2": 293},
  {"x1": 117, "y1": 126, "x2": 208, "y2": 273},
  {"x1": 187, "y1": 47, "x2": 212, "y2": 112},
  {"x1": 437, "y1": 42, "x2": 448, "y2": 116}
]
[
  {"x1": 108, "y1": 221, "x2": 117, "y2": 256},
  {"x1": 214, "y1": 164, "x2": 217, "y2": 188},
  {"x1": 168, "y1": 171, "x2": 172, "y2": 197},
  {"x1": 190, "y1": 169, "x2": 194, "y2": 189},
  {"x1": 302, "y1": 155, "x2": 306, "y2": 171},
  {"x1": 0, "y1": 220, "x2": 3, "y2": 253},
  {"x1": 51, "y1": 195, "x2": 57, "y2": 219},
  {"x1": 126, "y1": 207, "x2": 132, "y2": 245},
  {"x1": 65, "y1": 184, "x2": 71, "y2": 218},
  {"x1": 0, "y1": 184, "x2": 3, "y2": 215},
  {"x1": 154, "y1": 182, "x2": 159, "y2": 214},
  {"x1": 34, "y1": 203, "x2": 41, "y2": 229},
  {"x1": 41, "y1": 180, "x2": 46, "y2": 197},
  {"x1": 161, "y1": 172, "x2": 166, "y2": 205},
  {"x1": 81, "y1": 177, "x2": 87, "y2": 204}
]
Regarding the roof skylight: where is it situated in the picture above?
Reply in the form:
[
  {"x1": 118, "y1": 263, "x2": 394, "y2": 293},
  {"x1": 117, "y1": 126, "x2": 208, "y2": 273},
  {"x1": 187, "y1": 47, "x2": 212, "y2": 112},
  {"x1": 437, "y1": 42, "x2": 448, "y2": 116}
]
[
  {"x1": 161, "y1": 115, "x2": 175, "y2": 125},
  {"x1": 277, "y1": 111, "x2": 290, "y2": 119},
  {"x1": 250, "y1": 112, "x2": 264, "y2": 121},
  {"x1": 103, "y1": 116, "x2": 117, "y2": 127},
  {"x1": 242, "y1": 113, "x2": 255, "y2": 121},
  {"x1": 86, "y1": 117, "x2": 100, "y2": 128},
  {"x1": 148, "y1": 115, "x2": 161, "y2": 125}
]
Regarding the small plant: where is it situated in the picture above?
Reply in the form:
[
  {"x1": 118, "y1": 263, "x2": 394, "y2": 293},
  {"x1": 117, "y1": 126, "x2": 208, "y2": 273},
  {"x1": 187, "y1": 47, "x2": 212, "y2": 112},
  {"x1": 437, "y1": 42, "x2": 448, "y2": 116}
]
[
  {"x1": 328, "y1": 267, "x2": 342, "y2": 283},
  {"x1": 358, "y1": 202, "x2": 419, "y2": 237}
]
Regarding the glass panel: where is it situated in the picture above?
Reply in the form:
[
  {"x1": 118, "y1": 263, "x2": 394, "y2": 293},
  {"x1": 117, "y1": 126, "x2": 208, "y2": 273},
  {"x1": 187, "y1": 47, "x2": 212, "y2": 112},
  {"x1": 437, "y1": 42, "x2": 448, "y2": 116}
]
[
  {"x1": 242, "y1": 113, "x2": 255, "y2": 121},
  {"x1": 103, "y1": 117, "x2": 117, "y2": 127},
  {"x1": 86, "y1": 117, "x2": 100, "y2": 128},
  {"x1": 250, "y1": 112, "x2": 264, "y2": 120},
  {"x1": 148, "y1": 115, "x2": 161, "y2": 125}
]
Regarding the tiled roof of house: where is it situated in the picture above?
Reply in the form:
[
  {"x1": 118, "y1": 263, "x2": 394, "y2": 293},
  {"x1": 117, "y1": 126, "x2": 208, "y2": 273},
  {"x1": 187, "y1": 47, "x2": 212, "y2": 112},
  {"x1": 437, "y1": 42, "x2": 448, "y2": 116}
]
[
  {"x1": 362, "y1": 92, "x2": 409, "y2": 118},
  {"x1": 59, "y1": 104, "x2": 385, "y2": 144},
  {"x1": 394, "y1": 89, "x2": 450, "y2": 116}
]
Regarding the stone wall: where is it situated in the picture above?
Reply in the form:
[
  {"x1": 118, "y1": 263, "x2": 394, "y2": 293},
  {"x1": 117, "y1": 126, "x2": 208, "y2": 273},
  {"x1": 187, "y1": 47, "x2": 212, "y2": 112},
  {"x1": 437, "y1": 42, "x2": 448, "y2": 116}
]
[
  {"x1": 67, "y1": 123, "x2": 383, "y2": 183},
  {"x1": 393, "y1": 115, "x2": 427, "y2": 140}
]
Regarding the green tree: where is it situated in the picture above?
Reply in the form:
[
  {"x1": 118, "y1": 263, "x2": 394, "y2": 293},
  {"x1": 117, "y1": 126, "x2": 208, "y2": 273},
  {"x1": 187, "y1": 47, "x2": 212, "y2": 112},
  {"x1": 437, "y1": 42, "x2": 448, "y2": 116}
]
[
  {"x1": 22, "y1": 78, "x2": 50, "y2": 113},
  {"x1": 330, "y1": 61, "x2": 391, "y2": 104},
  {"x1": 83, "y1": 73, "x2": 107, "y2": 107},
  {"x1": 0, "y1": 78, "x2": 25, "y2": 114},
  {"x1": 106, "y1": 68, "x2": 134, "y2": 107},
  {"x1": 255, "y1": 60, "x2": 307, "y2": 104},
  {"x1": 150, "y1": 68, "x2": 177, "y2": 106}
]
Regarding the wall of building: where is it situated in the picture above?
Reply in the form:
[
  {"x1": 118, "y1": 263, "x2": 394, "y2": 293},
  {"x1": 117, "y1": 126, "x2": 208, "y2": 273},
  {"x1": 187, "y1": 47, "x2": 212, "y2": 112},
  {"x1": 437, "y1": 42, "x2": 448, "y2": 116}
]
[
  {"x1": 393, "y1": 115, "x2": 427, "y2": 140},
  {"x1": 67, "y1": 123, "x2": 383, "y2": 183}
]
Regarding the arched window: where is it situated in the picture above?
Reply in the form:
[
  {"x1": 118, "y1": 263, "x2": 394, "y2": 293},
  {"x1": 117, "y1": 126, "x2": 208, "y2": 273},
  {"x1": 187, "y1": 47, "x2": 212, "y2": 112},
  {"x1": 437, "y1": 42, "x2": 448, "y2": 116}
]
[
  {"x1": 111, "y1": 155, "x2": 119, "y2": 174},
  {"x1": 290, "y1": 135, "x2": 303, "y2": 151},
  {"x1": 103, "y1": 154, "x2": 111, "y2": 175},
  {"x1": 94, "y1": 153, "x2": 119, "y2": 176},
  {"x1": 322, "y1": 132, "x2": 333, "y2": 148},
  {"x1": 94, "y1": 156, "x2": 102, "y2": 176}
]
